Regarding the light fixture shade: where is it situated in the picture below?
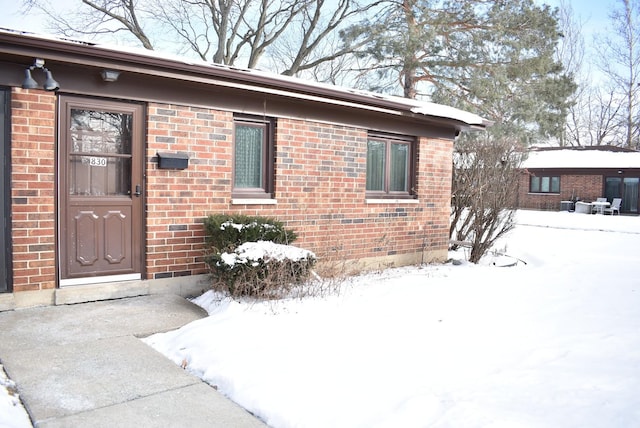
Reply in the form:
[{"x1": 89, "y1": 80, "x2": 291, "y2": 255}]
[
  {"x1": 21, "y1": 69, "x2": 38, "y2": 89},
  {"x1": 101, "y1": 69, "x2": 120, "y2": 82},
  {"x1": 43, "y1": 70, "x2": 60, "y2": 91}
]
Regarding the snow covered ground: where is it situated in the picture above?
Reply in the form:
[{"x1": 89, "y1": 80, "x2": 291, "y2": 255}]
[
  {"x1": 2, "y1": 210, "x2": 640, "y2": 427},
  {"x1": 144, "y1": 210, "x2": 640, "y2": 427},
  {"x1": 0, "y1": 364, "x2": 31, "y2": 428}
]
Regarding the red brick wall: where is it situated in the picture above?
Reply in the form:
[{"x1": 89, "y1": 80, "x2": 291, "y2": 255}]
[
  {"x1": 146, "y1": 104, "x2": 453, "y2": 279},
  {"x1": 272, "y1": 119, "x2": 452, "y2": 261},
  {"x1": 9, "y1": 96, "x2": 453, "y2": 290},
  {"x1": 518, "y1": 172, "x2": 604, "y2": 210},
  {"x1": 10, "y1": 88, "x2": 56, "y2": 292},
  {"x1": 417, "y1": 133, "x2": 453, "y2": 249},
  {"x1": 145, "y1": 104, "x2": 231, "y2": 279}
]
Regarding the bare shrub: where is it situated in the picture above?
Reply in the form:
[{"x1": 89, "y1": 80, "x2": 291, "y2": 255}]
[
  {"x1": 450, "y1": 134, "x2": 524, "y2": 263},
  {"x1": 207, "y1": 240, "x2": 316, "y2": 299}
]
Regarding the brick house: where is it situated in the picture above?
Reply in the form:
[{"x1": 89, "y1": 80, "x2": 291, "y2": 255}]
[
  {"x1": 518, "y1": 146, "x2": 640, "y2": 213},
  {"x1": 0, "y1": 29, "x2": 487, "y2": 309}
]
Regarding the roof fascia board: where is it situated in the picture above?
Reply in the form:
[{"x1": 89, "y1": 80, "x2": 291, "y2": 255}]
[{"x1": 0, "y1": 29, "x2": 483, "y2": 129}]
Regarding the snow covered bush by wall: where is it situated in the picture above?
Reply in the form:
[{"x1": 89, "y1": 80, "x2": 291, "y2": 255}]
[
  {"x1": 203, "y1": 214, "x2": 297, "y2": 252},
  {"x1": 209, "y1": 241, "x2": 316, "y2": 298},
  {"x1": 204, "y1": 215, "x2": 313, "y2": 298}
]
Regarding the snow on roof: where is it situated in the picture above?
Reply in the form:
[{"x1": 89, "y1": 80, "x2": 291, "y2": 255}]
[
  {"x1": 0, "y1": 28, "x2": 488, "y2": 128},
  {"x1": 408, "y1": 101, "x2": 491, "y2": 128},
  {"x1": 523, "y1": 148, "x2": 640, "y2": 169}
]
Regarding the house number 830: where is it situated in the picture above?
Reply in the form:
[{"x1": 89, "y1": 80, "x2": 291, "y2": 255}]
[{"x1": 89, "y1": 157, "x2": 107, "y2": 167}]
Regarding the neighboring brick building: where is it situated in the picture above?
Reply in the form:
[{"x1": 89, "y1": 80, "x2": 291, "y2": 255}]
[
  {"x1": 0, "y1": 30, "x2": 487, "y2": 309},
  {"x1": 518, "y1": 146, "x2": 640, "y2": 213}
]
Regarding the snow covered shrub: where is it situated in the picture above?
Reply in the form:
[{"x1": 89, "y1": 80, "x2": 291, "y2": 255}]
[
  {"x1": 203, "y1": 214, "x2": 297, "y2": 252},
  {"x1": 203, "y1": 215, "x2": 312, "y2": 298},
  {"x1": 208, "y1": 241, "x2": 316, "y2": 298}
]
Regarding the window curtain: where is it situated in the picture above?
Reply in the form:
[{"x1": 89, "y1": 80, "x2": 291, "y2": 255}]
[
  {"x1": 540, "y1": 177, "x2": 550, "y2": 192},
  {"x1": 605, "y1": 177, "x2": 621, "y2": 201},
  {"x1": 366, "y1": 140, "x2": 385, "y2": 191},
  {"x1": 235, "y1": 125, "x2": 263, "y2": 188},
  {"x1": 390, "y1": 143, "x2": 408, "y2": 192},
  {"x1": 623, "y1": 178, "x2": 639, "y2": 213},
  {"x1": 530, "y1": 176, "x2": 540, "y2": 192}
]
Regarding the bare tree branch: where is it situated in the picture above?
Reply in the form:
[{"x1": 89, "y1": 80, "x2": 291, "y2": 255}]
[
  {"x1": 450, "y1": 133, "x2": 524, "y2": 263},
  {"x1": 594, "y1": 0, "x2": 640, "y2": 149},
  {"x1": 20, "y1": 0, "x2": 374, "y2": 76}
]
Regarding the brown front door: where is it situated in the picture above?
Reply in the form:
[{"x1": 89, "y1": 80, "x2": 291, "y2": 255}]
[{"x1": 59, "y1": 96, "x2": 144, "y2": 285}]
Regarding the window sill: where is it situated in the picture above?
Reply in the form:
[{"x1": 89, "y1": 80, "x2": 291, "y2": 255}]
[
  {"x1": 527, "y1": 192, "x2": 560, "y2": 195},
  {"x1": 366, "y1": 198, "x2": 420, "y2": 204},
  {"x1": 231, "y1": 198, "x2": 277, "y2": 205}
]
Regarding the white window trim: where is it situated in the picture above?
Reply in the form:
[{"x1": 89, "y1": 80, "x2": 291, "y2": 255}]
[
  {"x1": 366, "y1": 198, "x2": 420, "y2": 204},
  {"x1": 231, "y1": 198, "x2": 278, "y2": 205}
]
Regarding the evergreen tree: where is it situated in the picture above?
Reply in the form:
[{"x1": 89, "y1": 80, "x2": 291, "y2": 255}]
[
  {"x1": 346, "y1": 0, "x2": 576, "y2": 262},
  {"x1": 347, "y1": 0, "x2": 575, "y2": 143}
]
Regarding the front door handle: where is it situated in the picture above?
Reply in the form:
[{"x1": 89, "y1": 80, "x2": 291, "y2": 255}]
[{"x1": 134, "y1": 184, "x2": 142, "y2": 197}]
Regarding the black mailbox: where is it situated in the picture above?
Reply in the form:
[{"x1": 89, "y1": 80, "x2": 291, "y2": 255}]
[{"x1": 157, "y1": 152, "x2": 189, "y2": 170}]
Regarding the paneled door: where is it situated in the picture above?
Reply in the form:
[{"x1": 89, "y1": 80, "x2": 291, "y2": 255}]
[{"x1": 59, "y1": 97, "x2": 144, "y2": 285}]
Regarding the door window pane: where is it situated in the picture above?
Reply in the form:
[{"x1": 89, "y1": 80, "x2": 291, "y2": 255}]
[
  {"x1": 605, "y1": 177, "x2": 621, "y2": 201},
  {"x1": 366, "y1": 140, "x2": 385, "y2": 191},
  {"x1": 69, "y1": 109, "x2": 133, "y2": 197},
  {"x1": 70, "y1": 156, "x2": 131, "y2": 196},
  {"x1": 623, "y1": 177, "x2": 639, "y2": 213},
  {"x1": 70, "y1": 109, "x2": 132, "y2": 154}
]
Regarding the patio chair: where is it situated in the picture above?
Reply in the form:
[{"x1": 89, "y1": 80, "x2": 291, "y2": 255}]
[
  {"x1": 604, "y1": 198, "x2": 622, "y2": 215},
  {"x1": 591, "y1": 197, "x2": 607, "y2": 214}
]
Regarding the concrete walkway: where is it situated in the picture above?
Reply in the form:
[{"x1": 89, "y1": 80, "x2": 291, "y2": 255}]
[{"x1": 0, "y1": 294, "x2": 266, "y2": 428}]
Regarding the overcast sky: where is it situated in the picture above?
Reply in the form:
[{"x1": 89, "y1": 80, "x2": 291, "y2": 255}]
[
  {"x1": 0, "y1": 0, "x2": 618, "y2": 39},
  {"x1": 0, "y1": 0, "x2": 621, "y2": 74}
]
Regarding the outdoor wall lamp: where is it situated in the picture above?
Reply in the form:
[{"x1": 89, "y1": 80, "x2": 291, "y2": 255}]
[
  {"x1": 101, "y1": 69, "x2": 121, "y2": 82},
  {"x1": 21, "y1": 58, "x2": 59, "y2": 91}
]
